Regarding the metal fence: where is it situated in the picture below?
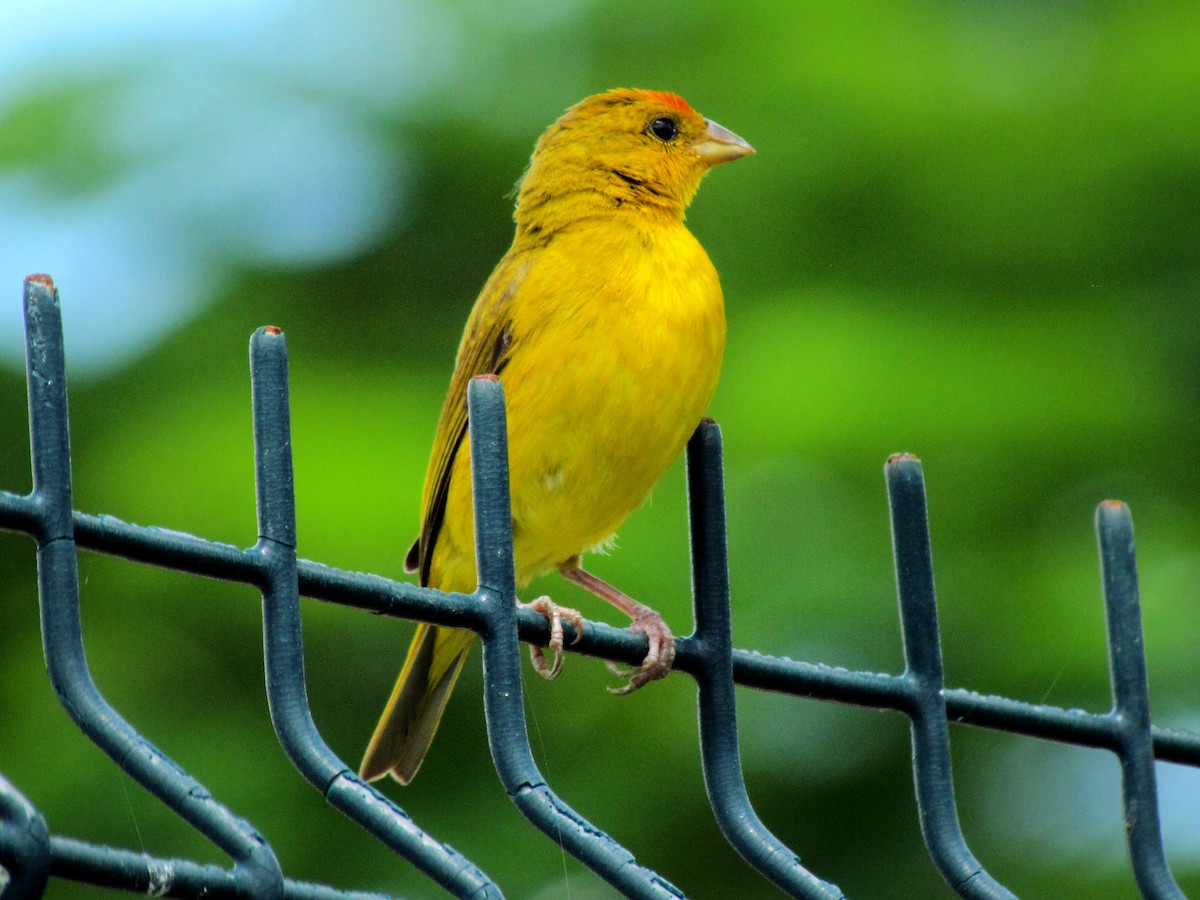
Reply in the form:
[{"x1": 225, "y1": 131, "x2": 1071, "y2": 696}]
[{"x1": 1, "y1": 273, "x2": 1197, "y2": 899}]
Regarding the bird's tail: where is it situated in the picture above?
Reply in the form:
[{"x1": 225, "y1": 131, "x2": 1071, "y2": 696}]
[{"x1": 359, "y1": 623, "x2": 475, "y2": 783}]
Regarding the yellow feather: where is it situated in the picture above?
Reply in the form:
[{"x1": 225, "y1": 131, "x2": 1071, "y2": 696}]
[{"x1": 360, "y1": 88, "x2": 752, "y2": 784}]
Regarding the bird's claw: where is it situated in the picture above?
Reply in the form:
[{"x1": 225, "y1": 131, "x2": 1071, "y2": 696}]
[
  {"x1": 520, "y1": 595, "x2": 585, "y2": 680},
  {"x1": 608, "y1": 609, "x2": 675, "y2": 695}
]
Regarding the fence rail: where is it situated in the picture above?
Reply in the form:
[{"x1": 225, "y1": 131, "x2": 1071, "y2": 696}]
[{"x1": 1, "y1": 274, "x2": 1196, "y2": 898}]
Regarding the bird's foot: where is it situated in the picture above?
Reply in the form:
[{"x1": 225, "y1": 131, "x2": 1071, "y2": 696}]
[
  {"x1": 607, "y1": 609, "x2": 675, "y2": 695},
  {"x1": 520, "y1": 595, "x2": 586, "y2": 679}
]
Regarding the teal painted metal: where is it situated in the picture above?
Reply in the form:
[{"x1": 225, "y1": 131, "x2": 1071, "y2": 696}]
[
  {"x1": 0, "y1": 774, "x2": 49, "y2": 899},
  {"x1": 18, "y1": 275, "x2": 284, "y2": 899},
  {"x1": 886, "y1": 456, "x2": 1015, "y2": 900},
  {"x1": 248, "y1": 328, "x2": 501, "y2": 899},
  {"x1": 2, "y1": 273, "x2": 1199, "y2": 898},
  {"x1": 1096, "y1": 502, "x2": 1185, "y2": 900},
  {"x1": 687, "y1": 419, "x2": 845, "y2": 899},
  {"x1": 467, "y1": 376, "x2": 686, "y2": 899}
]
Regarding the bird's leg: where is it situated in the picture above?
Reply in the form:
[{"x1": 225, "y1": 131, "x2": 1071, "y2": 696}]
[
  {"x1": 558, "y1": 566, "x2": 675, "y2": 695},
  {"x1": 518, "y1": 596, "x2": 586, "y2": 680}
]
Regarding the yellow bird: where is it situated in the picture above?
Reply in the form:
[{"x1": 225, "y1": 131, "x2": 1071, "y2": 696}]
[{"x1": 360, "y1": 88, "x2": 753, "y2": 784}]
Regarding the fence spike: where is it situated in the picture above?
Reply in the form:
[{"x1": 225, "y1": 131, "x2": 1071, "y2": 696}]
[
  {"x1": 22, "y1": 274, "x2": 285, "y2": 898},
  {"x1": 467, "y1": 376, "x2": 686, "y2": 899},
  {"x1": 886, "y1": 454, "x2": 1015, "y2": 899},
  {"x1": 1095, "y1": 501, "x2": 1185, "y2": 900},
  {"x1": 248, "y1": 326, "x2": 502, "y2": 898},
  {"x1": 687, "y1": 420, "x2": 846, "y2": 899}
]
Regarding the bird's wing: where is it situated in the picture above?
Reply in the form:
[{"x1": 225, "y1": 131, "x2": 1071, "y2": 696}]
[{"x1": 405, "y1": 254, "x2": 528, "y2": 586}]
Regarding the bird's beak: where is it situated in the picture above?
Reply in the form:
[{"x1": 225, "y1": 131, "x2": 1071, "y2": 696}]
[{"x1": 694, "y1": 118, "x2": 755, "y2": 166}]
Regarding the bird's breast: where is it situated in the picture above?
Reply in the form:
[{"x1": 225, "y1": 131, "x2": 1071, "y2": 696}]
[{"x1": 499, "y1": 217, "x2": 727, "y2": 579}]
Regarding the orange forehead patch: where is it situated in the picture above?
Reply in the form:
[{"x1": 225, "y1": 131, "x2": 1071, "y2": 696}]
[{"x1": 641, "y1": 91, "x2": 694, "y2": 115}]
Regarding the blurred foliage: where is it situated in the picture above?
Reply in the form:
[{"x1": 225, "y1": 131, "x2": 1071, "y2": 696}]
[{"x1": 2, "y1": 1, "x2": 1200, "y2": 898}]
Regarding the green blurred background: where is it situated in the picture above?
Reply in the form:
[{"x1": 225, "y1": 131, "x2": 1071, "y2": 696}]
[{"x1": 2, "y1": 1, "x2": 1199, "y2": 897}]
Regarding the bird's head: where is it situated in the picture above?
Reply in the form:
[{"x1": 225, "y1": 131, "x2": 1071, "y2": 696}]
[{"x1": 515, "y1": 89, "x2": 753, "y2": 225}]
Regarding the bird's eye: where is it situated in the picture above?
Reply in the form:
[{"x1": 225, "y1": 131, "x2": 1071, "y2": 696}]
[{"x1": 647, "y1": 116, "x2": 679, "y2": 142}]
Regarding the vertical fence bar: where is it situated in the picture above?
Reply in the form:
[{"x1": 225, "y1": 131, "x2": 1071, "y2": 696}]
[
  {"x1": 467, "y1": 376, "x2": 685, "y2": 900},
  {"x1": 687, "y1": 420, "x2": 845, "y2": 899},
  {"x1": 23, "y1": 275, "x2": 285, "y2": 898},
  {"x1": 1095, "y1": 501, "x2": 1184, "y2": 900},
  {"x1": 248, "y1": 327, "x2": 502, "y2": 898},
  {"x1": 0, "y1": 774, "x2": 50, "y2": 899},
  {"x1": 885, "y1": 455, "x2": 1015, "y2": 900}
]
